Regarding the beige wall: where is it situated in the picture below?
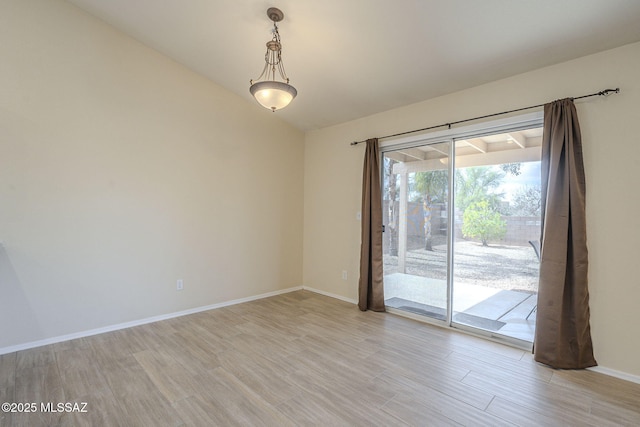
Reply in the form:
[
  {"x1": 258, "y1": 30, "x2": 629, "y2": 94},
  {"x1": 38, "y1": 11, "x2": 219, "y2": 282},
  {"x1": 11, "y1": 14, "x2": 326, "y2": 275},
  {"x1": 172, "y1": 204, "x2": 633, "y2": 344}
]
[
  {"x1": 304, "y1": 42, "x2": 640, "y2": 377},
  {"x1": 0, "y1": 0, "x2": 304, "y2": 349}
]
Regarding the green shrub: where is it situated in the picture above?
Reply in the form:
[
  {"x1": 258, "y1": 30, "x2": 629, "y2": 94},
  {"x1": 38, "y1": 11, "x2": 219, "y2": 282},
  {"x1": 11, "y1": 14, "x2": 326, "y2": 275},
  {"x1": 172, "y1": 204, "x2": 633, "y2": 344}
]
[{"x1": 462, "y1": 200, "x2": 506, "y2": 246}]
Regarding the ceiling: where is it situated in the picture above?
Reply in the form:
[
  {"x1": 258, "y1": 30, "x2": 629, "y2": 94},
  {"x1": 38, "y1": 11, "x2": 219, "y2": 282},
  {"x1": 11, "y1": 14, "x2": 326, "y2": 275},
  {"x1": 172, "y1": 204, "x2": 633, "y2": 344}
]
[{"x1": 66, "y1": 0, "x2": 640, "y2": 132}]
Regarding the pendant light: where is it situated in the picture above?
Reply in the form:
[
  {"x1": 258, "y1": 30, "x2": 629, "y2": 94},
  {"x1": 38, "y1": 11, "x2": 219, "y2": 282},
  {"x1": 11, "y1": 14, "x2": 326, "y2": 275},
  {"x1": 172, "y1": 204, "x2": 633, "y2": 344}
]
[{"x1": 249, "y1": 7, "x2": 297, "y2": 112}]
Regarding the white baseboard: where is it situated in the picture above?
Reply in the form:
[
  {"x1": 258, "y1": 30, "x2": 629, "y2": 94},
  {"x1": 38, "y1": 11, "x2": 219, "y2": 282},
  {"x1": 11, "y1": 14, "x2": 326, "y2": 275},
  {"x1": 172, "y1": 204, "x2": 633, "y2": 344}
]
[
  {"x1": 589, "y1": 366, "x2": 640, "y2": 385},
  {"x1": 302, "y1": 286, "x2": 358, "y2": 305},
  {"x1": 0, "y1": 285, "x2": 303, "y2": 356}
]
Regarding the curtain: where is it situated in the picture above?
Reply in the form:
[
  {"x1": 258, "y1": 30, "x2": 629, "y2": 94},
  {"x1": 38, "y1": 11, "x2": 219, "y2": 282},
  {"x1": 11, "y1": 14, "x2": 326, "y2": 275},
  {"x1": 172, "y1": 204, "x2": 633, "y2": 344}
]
[
  {"x1": 358, "y1": 138, "x2": 385, "y2": 312},
  {"x1": 534, "y1": 99, "x2": 596, "y2": 369}
]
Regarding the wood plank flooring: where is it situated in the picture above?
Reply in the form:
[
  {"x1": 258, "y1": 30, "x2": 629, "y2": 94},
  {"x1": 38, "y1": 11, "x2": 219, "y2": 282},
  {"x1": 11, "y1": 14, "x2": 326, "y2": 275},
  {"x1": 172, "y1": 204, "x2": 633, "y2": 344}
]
[{"x1": 1, "y1": 290, "x2": 639, "y2": 426}]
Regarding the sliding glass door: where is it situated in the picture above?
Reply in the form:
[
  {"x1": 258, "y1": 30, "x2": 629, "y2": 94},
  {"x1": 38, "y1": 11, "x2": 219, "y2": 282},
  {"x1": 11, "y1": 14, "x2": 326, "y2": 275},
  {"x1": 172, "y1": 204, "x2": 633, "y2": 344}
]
[
  {"x1": 382, "y1": 142, "x2": 451, "y2": 322},
  {"x1": 382, "y1": 124, "x2": 542, "y2": 345}
]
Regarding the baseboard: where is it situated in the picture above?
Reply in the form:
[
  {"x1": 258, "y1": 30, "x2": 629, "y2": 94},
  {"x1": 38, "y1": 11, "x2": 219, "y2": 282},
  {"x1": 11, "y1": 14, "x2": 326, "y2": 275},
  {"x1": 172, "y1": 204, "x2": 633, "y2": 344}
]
[
  {"x1": 302, "y1": 286, "x2": 358, "y2": 305},
  {"x1": 589, "y1": 366, "x2": 640, "y2": 385},
  {"x1": 0, "y1": 285, "x2": 303, "y2": 355}
]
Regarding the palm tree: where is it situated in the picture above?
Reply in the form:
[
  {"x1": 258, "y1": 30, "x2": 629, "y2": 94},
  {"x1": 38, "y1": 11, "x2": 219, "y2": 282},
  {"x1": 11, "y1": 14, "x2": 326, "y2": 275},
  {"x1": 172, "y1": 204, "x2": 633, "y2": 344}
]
[
  {"x1": 455, "y1": 166, "x2": 505, "y2": 212},
  {"x1": 414, "y1": 170, "x2": 448, "y2": 251},
  {"x1": 385, "y1": 158, "x2": 398, "y2": 256}
]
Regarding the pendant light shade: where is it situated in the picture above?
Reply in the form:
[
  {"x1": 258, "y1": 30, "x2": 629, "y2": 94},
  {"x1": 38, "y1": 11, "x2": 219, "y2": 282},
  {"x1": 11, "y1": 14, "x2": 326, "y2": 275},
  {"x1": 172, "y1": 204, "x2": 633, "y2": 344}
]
[
  {"x1": 249, "y1": 8, "x2": 297, "y2": 112},
  {"x1": 249, "y1": 81, "x2": 298, "y2": 112}
]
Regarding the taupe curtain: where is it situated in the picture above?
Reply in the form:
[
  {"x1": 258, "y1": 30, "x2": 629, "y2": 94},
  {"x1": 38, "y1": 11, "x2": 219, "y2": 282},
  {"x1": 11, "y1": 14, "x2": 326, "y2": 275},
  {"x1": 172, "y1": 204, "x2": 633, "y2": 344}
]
[
  {"x1": 534, "y1": 99, "x2": 596, "y2": 369},
  {"x1": 358, "y1": 138, "x2": 385, "y2": 312}
]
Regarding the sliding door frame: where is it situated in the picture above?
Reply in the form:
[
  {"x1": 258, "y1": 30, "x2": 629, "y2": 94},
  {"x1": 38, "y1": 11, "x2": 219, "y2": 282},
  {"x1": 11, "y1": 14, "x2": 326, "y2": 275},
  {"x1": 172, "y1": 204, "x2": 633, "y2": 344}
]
[{"x1": 380, "y1": 112, "x2": 544, "y2": 349}]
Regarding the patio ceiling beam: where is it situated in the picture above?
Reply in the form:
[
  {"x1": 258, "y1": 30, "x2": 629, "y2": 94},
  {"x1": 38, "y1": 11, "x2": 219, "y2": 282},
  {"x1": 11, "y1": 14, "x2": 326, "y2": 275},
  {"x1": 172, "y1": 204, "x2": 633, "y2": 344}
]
[
  {"x1": 427, "y1": 143, "x2": 449, "y2": 156},
  {"x1": 393, "y1": 158, "x2": 447, "y2": 174},
  {"x1": 397, "y1": 148, "x2": 426, "y2": 161},
  {"x1": 385, "y1": 152, "x2": 407, "y2": 163},
  {"x1": 506, "y1": 132, "x2": 527, "y2": 149},
  {"x1": 463, "y1": 138, "x2": 488, "y2": 153}
]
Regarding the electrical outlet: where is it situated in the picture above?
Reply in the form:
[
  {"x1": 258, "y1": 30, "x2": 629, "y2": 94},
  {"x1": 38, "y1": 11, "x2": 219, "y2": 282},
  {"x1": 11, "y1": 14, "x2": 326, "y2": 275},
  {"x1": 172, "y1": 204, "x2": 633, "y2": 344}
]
[
  {"x1": 342, "y1": 270, "x2": 348, "y2": 281},
  {"x1": 176, "y1": 279, "x2": 184, "y2": 291}
]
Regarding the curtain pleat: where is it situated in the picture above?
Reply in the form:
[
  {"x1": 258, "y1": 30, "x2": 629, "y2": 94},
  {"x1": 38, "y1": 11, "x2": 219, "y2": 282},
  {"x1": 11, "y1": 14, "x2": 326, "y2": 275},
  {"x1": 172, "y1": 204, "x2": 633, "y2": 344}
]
[
  {"x1": 534, "y1": 99, "x2": 596, "y2": 369},
  {"x1": 358, "y1": 138, "x2": 385, "y2": 312}
]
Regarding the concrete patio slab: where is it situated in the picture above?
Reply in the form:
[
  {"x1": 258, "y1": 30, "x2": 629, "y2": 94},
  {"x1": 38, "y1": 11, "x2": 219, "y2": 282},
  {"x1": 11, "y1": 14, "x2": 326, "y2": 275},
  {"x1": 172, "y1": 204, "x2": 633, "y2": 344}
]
[
  {"x1": 384, "y1": 272, "x2": 537, "y2": 343},
  {"x1": 462, "y1": 290, "x2": 530, "y2": 320}
]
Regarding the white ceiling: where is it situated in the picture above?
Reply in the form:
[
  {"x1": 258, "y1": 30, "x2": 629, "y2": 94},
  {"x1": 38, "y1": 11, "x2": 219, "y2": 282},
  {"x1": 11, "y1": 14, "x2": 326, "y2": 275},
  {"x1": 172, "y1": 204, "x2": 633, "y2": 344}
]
[{"x1": 66, "y1": 0, "x2": 640, "y2": 132}]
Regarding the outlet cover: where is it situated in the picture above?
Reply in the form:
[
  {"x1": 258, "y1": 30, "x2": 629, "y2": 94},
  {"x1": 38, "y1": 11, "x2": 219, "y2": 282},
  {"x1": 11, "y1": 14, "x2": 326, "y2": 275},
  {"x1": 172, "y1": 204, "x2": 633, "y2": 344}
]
[{"x1": 177, "y1": 279, "x2": 184, "y2": 291}]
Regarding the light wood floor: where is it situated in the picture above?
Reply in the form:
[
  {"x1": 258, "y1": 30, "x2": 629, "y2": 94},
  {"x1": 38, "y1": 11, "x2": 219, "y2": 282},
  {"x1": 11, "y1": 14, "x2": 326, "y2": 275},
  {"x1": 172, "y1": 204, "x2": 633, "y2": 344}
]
[{"x1": 1, "y1": 290, "x2": 639, "y2": 426}]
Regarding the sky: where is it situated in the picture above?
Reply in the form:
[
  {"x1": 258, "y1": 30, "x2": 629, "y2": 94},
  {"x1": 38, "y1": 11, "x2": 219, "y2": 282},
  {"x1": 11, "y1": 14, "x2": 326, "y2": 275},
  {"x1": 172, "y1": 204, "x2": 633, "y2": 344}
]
[{"x1": 497, "y1": 161, "x2": 541, "y2": 202}]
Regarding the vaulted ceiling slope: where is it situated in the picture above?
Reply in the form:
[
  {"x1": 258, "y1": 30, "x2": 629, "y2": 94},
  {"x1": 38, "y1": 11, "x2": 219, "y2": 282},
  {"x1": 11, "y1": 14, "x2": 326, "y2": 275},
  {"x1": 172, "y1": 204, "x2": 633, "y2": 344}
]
[{"x1": 66, "y1": 0, "x2": 640, "y2": 131}]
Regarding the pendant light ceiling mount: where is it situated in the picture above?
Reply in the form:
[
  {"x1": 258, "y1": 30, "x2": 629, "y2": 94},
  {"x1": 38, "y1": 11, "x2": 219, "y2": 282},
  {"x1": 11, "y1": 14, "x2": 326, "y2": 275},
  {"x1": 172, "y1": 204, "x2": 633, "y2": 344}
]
[
  {"x1": 266, "y1": 7, "x2": 284, "y2": 23},
  {"x1": 249, "y1": 7, "x2": 297, "y2": 112}
]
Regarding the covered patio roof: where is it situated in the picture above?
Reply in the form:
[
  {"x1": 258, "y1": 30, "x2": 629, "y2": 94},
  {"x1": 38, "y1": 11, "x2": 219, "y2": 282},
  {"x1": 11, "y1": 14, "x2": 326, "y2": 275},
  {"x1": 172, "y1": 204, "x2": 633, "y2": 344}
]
[{"x1": 388, "y1": 128, "x2": 543, "y2": 173}]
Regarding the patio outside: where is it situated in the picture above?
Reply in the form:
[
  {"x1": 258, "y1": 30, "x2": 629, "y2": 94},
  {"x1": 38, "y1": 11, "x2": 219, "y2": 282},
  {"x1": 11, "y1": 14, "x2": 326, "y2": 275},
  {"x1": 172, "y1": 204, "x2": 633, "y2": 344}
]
[{"x1": 384, "y1": 233, "x2": 540, "y2": 343}]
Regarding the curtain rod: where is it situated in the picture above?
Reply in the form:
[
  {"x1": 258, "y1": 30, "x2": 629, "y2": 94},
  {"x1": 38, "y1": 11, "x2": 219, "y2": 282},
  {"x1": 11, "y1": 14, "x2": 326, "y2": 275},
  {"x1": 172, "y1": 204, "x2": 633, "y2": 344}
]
[{"x1": 350, "y1": 88, "x2": 620, "y2": 146}]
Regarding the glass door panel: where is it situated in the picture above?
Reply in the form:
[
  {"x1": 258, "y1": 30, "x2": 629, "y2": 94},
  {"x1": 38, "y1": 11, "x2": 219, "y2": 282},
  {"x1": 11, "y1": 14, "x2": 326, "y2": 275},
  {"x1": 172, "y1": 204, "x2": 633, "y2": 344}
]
[
  {"x1": 382, "y1": 142, "x2": 450, "y2": 322},
  {"x1": 451, "y1": 131, "x2": 542, "y2": 343}
]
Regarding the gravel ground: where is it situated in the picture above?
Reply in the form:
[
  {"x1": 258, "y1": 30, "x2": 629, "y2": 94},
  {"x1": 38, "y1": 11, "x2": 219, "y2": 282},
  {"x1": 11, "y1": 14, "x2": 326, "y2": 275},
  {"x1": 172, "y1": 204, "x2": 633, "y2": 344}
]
[{"x1": 384, "y1": 238, "x2": 540, "y2": 293}]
